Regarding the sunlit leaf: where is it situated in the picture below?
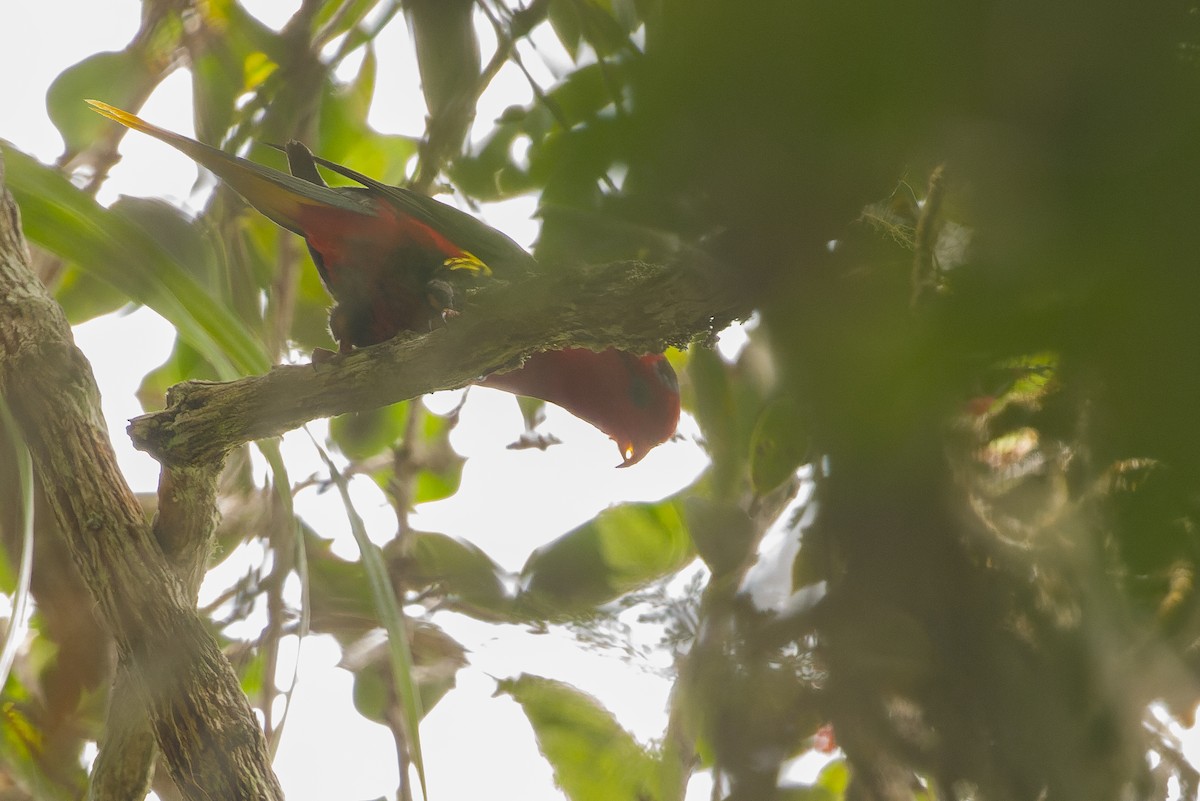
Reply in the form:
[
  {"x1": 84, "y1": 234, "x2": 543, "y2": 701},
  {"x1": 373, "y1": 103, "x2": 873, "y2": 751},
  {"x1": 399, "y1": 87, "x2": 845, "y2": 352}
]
[
  {"x1": 499, "y1": 674, "x2": 661, "y2": 801},
  {"x1": 518, "y1": 498, "x2": 693, "y2": 617}
]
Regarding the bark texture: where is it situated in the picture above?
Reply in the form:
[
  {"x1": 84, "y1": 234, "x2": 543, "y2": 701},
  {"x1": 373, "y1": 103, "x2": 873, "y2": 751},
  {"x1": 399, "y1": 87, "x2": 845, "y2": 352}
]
[
  {"x1": 131, "y1": 256, "x2": 746, "y2": 466},
  {"x1": 0, "y1": 155, "x2": 283, "y2": 800}
]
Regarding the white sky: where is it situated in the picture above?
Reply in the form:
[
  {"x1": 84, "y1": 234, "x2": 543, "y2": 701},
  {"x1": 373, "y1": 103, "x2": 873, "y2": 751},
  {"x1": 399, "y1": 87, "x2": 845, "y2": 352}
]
[{"x1": 0, "y1": 2, "x2": 745, "y2": 800}]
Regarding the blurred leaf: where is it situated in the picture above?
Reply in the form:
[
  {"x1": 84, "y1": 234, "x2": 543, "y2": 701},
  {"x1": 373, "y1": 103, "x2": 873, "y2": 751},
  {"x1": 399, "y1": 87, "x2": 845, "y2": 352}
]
[
  {"x1": 137, "y1": 339, "x2": 219, "y2": 412},
  {"x1": 527, "y1": 121, "x2": 621, "y2": 206},
  {"x1": 683, "y1": 495, "x2": 753, "y2": 577},
  {"x1": 548, "y1": 0, "x2": 584, "y2": 60},
  {"x1": 291, "y1": 244, "x2": 339, "y2": 351},
  {"x1": 448, "y1": 113, "x2": 535, "y2": 201},
  {"x1": 351, "y1": 663, "x2": 389, "y2": 721},
  {"x1": 190, "y1": 37, "x2": 244, "y2": 146},
  {"x1": 0, "y1": 400, "x2": 34, "y2": 693},
  {"x1": 53, "y1": 267, "x2": 131, "y2": 324},
  {"x1": 238, "y1": 648, "x2": 268, "y2": 698},
  {"x1": 318, "y1": 78, "x2": 419, "y2": 186},
  {"x1": 330, "y1": 402, "x2": 410, "y2": 462},
  {"x1": 395, "y1": 531, "x2": 508, "y2": 613},
  {"x1": 347, "y1": 43, "x2": 378, "y2": 117},
  {"x1": 314, "y1": 0, "x2": 386, "y2": 45},
  {"x1": 518, "y1": 498, "x2": 693, "y2": 617},
  {"x1": 315, "y1": 448, "x2": 427, "y2": 800},
  {"x1": 499, "y1": 674, "x2": 661, "y2": 801},
  {"x1": 749, "y1": 396, "x2": 810, "y2": 496},
  {"x1": 412, "y1": 408, "x2": 465, "y2": 504},
  {"x1": 112, "y1": 196, "x2": 220, "y2": 287},
  {"x1": 350, "y1": 623, "x2": 467, "y2": 723},
  {"x1": 408, "y1": 0, "x2": 479, "y2": 161},
  {"x1": 0, "y1": 689, "x2": 84, "y2": 801},
  {"x1": 304, "y1": 532, "x2": 376, "y2": 640},
  {"x1": 688, "y1": 347, "x2": 742, "y2": 496},
  {"x1": 544, "y1": 62, "x2": 623, "y2": 125},
  {"x1": 555, "y1": 0, "x2": 635, "y2": 58},
  {"x1": 202, "y1": 0, "x2": 286, "y2": 63},
  {"x1": 816, "y1": 760, "x2": 849, "y2": 797},
  {"x1": 412, "y1": 461, "x2": 464, "y2": 505},
  {"x1": 46, "y1": 50, "x2": 155, "y2": 155},
  {"x1": 3, "y1": 146, "x2": 267, "y2": 378}
]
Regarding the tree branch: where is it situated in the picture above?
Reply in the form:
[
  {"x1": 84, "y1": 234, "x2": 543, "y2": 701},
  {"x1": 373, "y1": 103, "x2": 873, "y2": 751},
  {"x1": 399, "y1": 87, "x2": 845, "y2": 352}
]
[
  {"x1": 0, "y1": 155, "x2": 283, "y2": 800},
  {"x1": 131, "y1": 256, "x2": 747, "y2": 465}
]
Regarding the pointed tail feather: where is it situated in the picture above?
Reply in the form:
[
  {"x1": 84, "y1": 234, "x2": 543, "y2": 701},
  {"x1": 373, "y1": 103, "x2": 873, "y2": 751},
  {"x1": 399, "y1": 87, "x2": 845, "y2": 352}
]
[{"x1": 86, "y1": 100, "x2": 369, "y2": 236}]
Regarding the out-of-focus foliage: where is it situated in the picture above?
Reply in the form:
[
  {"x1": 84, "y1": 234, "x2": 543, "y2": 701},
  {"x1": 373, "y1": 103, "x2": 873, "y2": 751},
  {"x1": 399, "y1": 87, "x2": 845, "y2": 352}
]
[{"x1": 4, "y1": 0, "x2": 1200, "y2": 800}]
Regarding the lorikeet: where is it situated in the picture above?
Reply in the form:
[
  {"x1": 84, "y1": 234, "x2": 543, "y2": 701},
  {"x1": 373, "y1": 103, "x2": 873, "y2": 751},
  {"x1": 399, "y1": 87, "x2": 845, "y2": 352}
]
[{"x1": 86, "y1": 101, "x2": 679, "y2": 465}]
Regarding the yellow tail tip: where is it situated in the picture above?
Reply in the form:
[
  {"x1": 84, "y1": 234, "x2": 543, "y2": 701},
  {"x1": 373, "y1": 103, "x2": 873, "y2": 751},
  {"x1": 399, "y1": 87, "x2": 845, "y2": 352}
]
[{"x1": 84, "y1": 99, "x2": 148, "y2": 132}]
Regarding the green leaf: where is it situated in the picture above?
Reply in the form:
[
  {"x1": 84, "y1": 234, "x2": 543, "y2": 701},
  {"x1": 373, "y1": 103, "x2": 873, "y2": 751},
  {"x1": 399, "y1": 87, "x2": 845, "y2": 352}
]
[
  {"x1": 499, "y1": 674, "x2": 661, "y2": 801},
  {"x1": 573, "y1": 0, "x2": 636, "y2": 56},
  {"x1": 407, "y1": 0, "x2": 480, "y2": 122},
  {"x1": 0, "y1": 696, "x2": 83, "y2": 801},
  {"x1": 202, "y1": 0, "x2": 286, "y2": 64},
  {"x1": 46, "y1": 50, "x2": 155, "y2": 155},
  {"x1": 53, "y1": 267, "x2": 132, "y2": 324},
  {"x1": 412, "y1": 408, "x2": 465, "y2": 504},
  {"x1": 315, "y1": 447, "x2": 428, "y2": 801},
  {"x1": 352, "y1": 623, "x2": 467, "y2": 723},
  {"x1": 330, "y1": 402, "x2": 410, "y2": 461},
  {"x1": 749, "y1": 396, "x2": 811, "y2": 496},
  {"x1": 0, "y1": 399, "x2": 34, "y2": 694},
  {"x1": 3, "y1": 145, "x2": 268, "y2": 378},
  {"x1": 191, "y1": 38, "x2": 244, "y2": 146},
  {"x1": 137, "y1": 339, "x2": 219, "y2": 412},
  {"x1": 518, "y1": 498, "x2": 693, "y2": 617},
  {"x1": 112, "y1": 196, "x2": 220, "y2": 287},
  {"x1": 314, "y1": 0, "x2": 385, "y2": 44},
  {"x1": 304, "y1": 532, "x2": 377, "y2": 641},
  {"x1": 237, "y1": 648, "x2": 268, "y2": 698},
  {"x1": 548, "y1": 0, "x2": 584, "y2": 60},
  {"x1": 318, "y1": 80, "x2": 419, "y2": 186},
  {"x1": 545, "y1": 63, "x2": 622, "y2": 125},
  {"x1": 683, "y1": 496, "x2": 754, "y2": 577},
  {"x1": 816, "y1": 759, "x2": 849, "y2": 797},
  {"x1": 688, "y1": 347, "x2": 742, "y2": 495},
  {"x1": 397, "y1": 531, "x2": 508, "y2": 613}
]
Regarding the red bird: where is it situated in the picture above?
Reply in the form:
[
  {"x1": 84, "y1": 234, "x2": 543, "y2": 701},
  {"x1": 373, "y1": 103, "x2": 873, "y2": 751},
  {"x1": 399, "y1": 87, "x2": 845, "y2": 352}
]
[{"x1": 87, "y1": 101, "x2": 679, "y2": 465}]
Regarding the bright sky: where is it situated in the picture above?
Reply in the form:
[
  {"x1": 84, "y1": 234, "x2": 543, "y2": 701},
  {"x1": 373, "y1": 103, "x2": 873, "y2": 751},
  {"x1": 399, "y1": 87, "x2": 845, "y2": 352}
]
[{"x1": 0, "y1": 2, "x2": 741, "y2": 800}]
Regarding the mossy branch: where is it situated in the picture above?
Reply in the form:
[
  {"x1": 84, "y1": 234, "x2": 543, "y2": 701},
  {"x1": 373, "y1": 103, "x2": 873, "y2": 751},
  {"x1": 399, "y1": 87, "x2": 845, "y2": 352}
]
[{"x1": 130, "y1": 256, "x2": 748, "y2": 465}]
